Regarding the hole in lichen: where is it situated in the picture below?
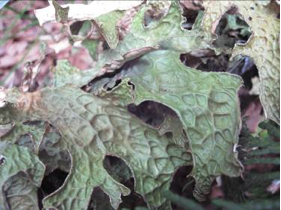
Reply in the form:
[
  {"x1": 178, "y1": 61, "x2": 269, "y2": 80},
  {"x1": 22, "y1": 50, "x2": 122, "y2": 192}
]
[
  {"x1": 144, "y1": 4, "x2": 169, "y2": 27},
  {"x1": 101, "y1": 156, "x2": 148, "y2": 209},
  {"x1": 127, "y1": 101, "x2": 185, "y2": 146},
  {"x1": 165, "y1": 131, "x2": 173, "y2": 139},
  {"x1": 228, "y1": 55, "x2": 259, "y2": 89},
  {"x1": 213, "y1": 8, "x2": 252, "y2": 49},
  {"x1": 180, "y1": 52, "x2": 203, "y2": 69},
  {"x1": 39, "y1": 125, "x2": 71, "y2": 175},
  {"x1": 127, "y1": 101, "x2": 166, "y2": 128},
  {"x1": 128, "y1": 81, "x2": 135, "y2": 91},
  {"x1": 180, "y1": 2, "x2": 204, "y2": 30},
  {"x1": 88, "y1": 185, "x2": 148, "y2": 210},
  {"x1": 230, "y1": 55, "x2": 260, "y2": 114},
  {"x1": 106, "y1": 79, "x2": 122, "y2": 91},
  {"x1": 38, "y1": 126, "x2": 71, "y2": 202},
  {"x1": 119, "y1": 179, "x2": 148, "y2": 210},
  {"x1": 170, "y1": 166, "x2": 195, "y2": 201},
  {"x1": 22, "y1": 120, "x2": 44, "y2": 126},
  {"x1": 40, "y1": 169, "x2": 68, "y2": 195},
  {"x1": 87, "y1": 187, "x2": 113, "y2": 210},
  {"x1": 102, "y1": 41, "x2": 110, "y2": 50},
  {"x1": 70, "y1": 20, "x2": 92, "y2": 37},
  {"x1": 180, "y1": 51, "x2": 228, "y2": 72},
  {"x1": 103, "y1": 155, "x2": 133, "y2": 185},
  {"x1": 180, "y1": 53, "x2": 258, "y2": 91},
  {"x1": 83, "y1": 56, "x2": 143, "y2": 93},
  {"x1": 0, "y1": 155, "x2": 5, "y2": 165}
]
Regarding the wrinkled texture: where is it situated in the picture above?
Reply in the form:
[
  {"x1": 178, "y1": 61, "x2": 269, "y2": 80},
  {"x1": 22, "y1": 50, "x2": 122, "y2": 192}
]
[
  {"x1": 1, "y1": 0, "x2": 279, "y2": 209},
  {"x1": 53, "y1": 60, "x2": 96, "y2": 88},
  {"x1": 1, "y1": 87, "x2": 192, "y2": 209},
  {"x1": 47, "y1": 2, "x2": 213, "y2": 90},
  {"x1": 44, "y1": 1, "x2": 244, "y2": 202},
  {"x1": 39, "y1": 128, "x2": 71, "y2": 174},
  {"x1": 0, "y1": 121, "x2": 45, "y2": 154},
  {"x1": 99, "y1": 50, "x2": 243, "y2": 201},
  {"x1": 3, "y1": 172, "x2": 40, "y2": 210},
  {"x1": 54, "y1": 2, "x2": 212, "y2": 89},
  {"x1": 0, "y1": 142, "x2": 45, "y2": 209},
  {"x1": 94, "y1": 11, "x2": 125, "y2": 48},
  {"x1": 202, "y1": 0, "x2": 280, "y2": 124},
  {"x1": 85, "y1": 2, "x2": 213, "y2": 92}
]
